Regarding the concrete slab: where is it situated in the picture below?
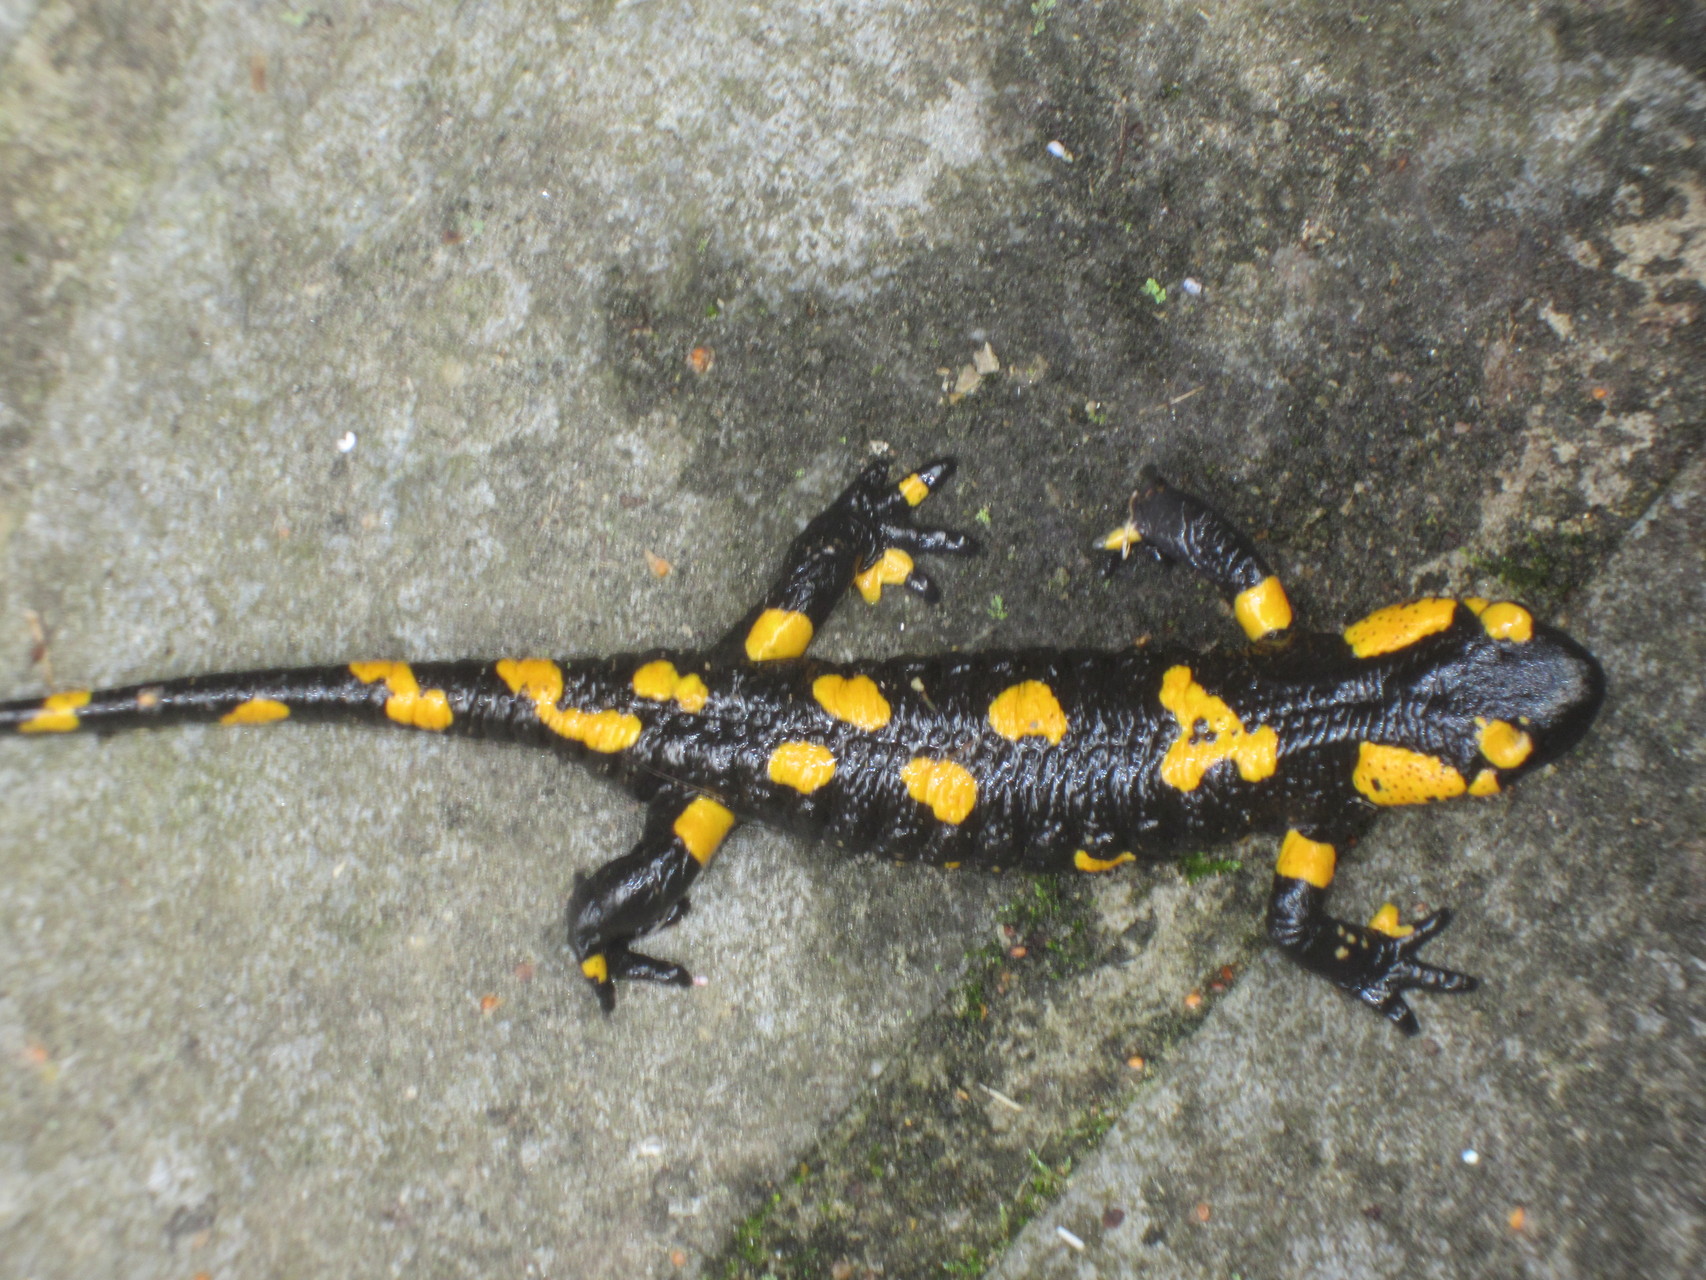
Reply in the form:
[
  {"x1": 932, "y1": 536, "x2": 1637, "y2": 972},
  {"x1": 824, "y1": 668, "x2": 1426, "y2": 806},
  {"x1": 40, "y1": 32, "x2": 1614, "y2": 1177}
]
[{"x1": 0, "y1": 2, "x2": 1700, "y2": 1279}]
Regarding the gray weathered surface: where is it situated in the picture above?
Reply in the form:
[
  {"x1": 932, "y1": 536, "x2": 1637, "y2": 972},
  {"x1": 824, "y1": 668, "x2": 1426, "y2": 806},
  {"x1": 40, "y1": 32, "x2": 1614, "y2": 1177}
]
[{"x1": 0, "y1": 2, "x2": 1700, "y2": 1277}]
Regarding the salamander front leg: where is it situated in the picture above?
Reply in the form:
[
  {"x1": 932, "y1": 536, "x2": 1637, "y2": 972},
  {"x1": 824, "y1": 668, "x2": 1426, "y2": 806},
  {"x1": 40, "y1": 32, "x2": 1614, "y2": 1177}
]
[
  {"x1": 1267, "y1": 830, "x2": 1478, "y2": 1035},
  {"x1": 1098, "y1": 467, "x2": 1294, "y2": 642},
  {"x1": 719, "y1": 456, "x2": 978, "y2": 662},
  {"x1": 567, "y1": 790, "x2": 738, "y2": 1013}
]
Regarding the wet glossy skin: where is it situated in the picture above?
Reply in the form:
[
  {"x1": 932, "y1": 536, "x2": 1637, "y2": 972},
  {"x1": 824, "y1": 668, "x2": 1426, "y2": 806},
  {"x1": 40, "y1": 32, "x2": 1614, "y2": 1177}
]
[{"x1": 0, "y1": 460, "x2": 1604, "y2": 1030}]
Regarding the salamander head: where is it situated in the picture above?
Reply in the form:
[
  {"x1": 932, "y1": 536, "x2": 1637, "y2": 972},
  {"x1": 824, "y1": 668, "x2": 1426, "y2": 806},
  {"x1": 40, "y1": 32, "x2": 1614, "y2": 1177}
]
[{"x1": 1344, "y1": 597, "x2": 1604, "y2": 804}]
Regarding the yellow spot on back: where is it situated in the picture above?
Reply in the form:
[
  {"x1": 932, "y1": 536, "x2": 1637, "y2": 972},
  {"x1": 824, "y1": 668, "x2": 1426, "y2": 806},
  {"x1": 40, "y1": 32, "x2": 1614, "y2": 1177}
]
[
  {"x1": 852, "y1": 548, "x2": 915, "y2": 604},
  {"x1": 1234, "y1": 575, "x2": 1293, "y2": 640},
  {"x1": 1343, "y1": 598, "x2": 1458, "y2": 657},
  {"x1": 580, "y1": 954, "x2": 609, "y2": 984},
  {"x1": 1275, "y1": 830, "x2": 1336, "y2": 889},
  {"x1": 1157, "y1": 666, "x2": 1278, "y2": 792},
  {"x1": 495, "y1": 657, "x2": 641, "y2": 753},
  {"x1": 1353, "y1": 742, "x2": 1467, "y2": 806},
  {"x1": 1478, "y1": 601, "x2": 1534, "y2": 643},
  {"x1": 1468, "y1": 768, "x2": 1501, "y2": 796},
  {"x1": 988, "y1": 681, "x2": 1069, "y2": 745},
  {"x1": 898, "y1": 473, "x2": 930, "y2": 506},
  {"x1": 812, "y1": 674, "x2": 892, "y2": 731},
  {"x1": 19, "y1": 689, "x2": 91, "y2": 734},
  {"x1": 350, "y1": 661, "x2": 454, "y2": 731},
  {"x1": 900, "y1": 757, "x2": 978, "y2": 824},
  {"x1": 220, "y1": 698, "x2": 290, "y2": 726},
  {"x1": 1074, "y1": 850, "x2": 1135, "y2": 873},
  {"x1": 631, "y1": 660, "x2": 709, "y2": 713},
  {"x1": 1477, "y1": 717, "x2": 1533, "y2": 769},
  {"x1": 745, "y1": 608, "x2": 814, "y2": 661},
  {"x1": 768, "y1": 741, "x2": 836, "y2": 794},
  {"x1": 673, "y1": 796, "x2": 737, "y2": 864},
  {"x1": 1366, "y1": 903, "x2": 1414, "y2": 938}
]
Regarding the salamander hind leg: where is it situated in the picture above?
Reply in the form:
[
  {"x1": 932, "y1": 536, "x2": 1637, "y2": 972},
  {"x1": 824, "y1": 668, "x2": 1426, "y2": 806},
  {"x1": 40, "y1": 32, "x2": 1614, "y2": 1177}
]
[
  {"x1": 1267, "y1": 830, "x2": 1478, "y2": 1035},
  {"x1": 1098, "y1": 467, "x2": 1294, "y2": 642},
  {"x1": 567, "y1": 790, "x2": 738, "y2": 1013},
  {"x1": 719, "y1": 456, "x2": 979, "y2": 663}
]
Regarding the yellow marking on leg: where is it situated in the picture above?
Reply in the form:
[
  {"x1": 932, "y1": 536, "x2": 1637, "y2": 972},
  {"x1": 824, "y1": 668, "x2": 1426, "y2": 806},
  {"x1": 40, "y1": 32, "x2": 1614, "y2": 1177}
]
[
  {"x1": 812, "y1": 673, "x2": 891, "y2": 730},
  {"x1": 1476, "y1": 601, "x2": 1534, "y2": 643},
  {"x1": 744, "y1": 608, "x2": 814, "y2": 661},
  {"x1": 767, "y1": 741, "x2": 836, "y2": 794},
  {"x1": 988, "y1": 681, "x2": 1069, "y2": 745},
  {"x1": 580, "y1": 954, "x2": 609, "y2": 983},
  {"x1": 350, "y1": 661, "x2": 454, "y2": 731},
  {"x1": 1367, "y1": 903, "x2": 1415, "y2": 938},
  {"x1": 1157, "y1": 666, "x2": 1278, "y2": 792},
  {"x1": 1074, "y1": 850, "x2": 1135, "y2": 873},
  {"x1": 220, "y1": 698, "x2": 290, "y2": 726},
  {"x1": 900, "y1": 757, "x2": 978, "y2": 824},
  {"x1": 898, "y1": 473, "x2": 930, "y2": 506},
  {"x1": 852, "y1": 548, "x2": 915, "y2": 604},
  {"x1": 1468, "y1": 768, "x2": 1501, "y2": 796},
  {"x1": 1233, "y1": 575, "x2": 1293, "y2": 640},
  {"x1": 495, "y1": 657, "x2": 641, "y2": 752},
  {"x1": 1342, "y1": 598, "x2": 1458, "y2": 657},
  {"x1": 18, "y1": 689, "x2": 92, "y2": 734},
  {"x1": 1353, "y1": 742, "x2": 1466, "y2": 806},
  {"x1": 631, "y1": 660, "x2": 709, "y2": 713},
  {"x1": 1099, "y1": 523, "x2": 1142, "y2": 554},
  {"x1": 673, "y1": 796, "x2": 736, "y2": 865},
  {"x1": 1477, "y1": 717, "x2": 1533, "y2": 769},
  {"x1": 1275, "y1": 830, "x2": 1336, "y2": 889}
]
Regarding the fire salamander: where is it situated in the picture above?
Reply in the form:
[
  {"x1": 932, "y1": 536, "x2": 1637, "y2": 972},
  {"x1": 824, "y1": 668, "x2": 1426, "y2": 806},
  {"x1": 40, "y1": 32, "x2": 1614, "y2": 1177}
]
[{"x1": 1, "y1": 459, "x2": 1604, "y2": 1033}]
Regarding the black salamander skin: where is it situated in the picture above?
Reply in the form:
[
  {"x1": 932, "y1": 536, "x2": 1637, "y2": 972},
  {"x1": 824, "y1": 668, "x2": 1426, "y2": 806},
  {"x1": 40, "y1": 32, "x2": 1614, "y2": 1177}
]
[{"x1": 0, "y1": 458, "x2": 1604, "y2": 1031}]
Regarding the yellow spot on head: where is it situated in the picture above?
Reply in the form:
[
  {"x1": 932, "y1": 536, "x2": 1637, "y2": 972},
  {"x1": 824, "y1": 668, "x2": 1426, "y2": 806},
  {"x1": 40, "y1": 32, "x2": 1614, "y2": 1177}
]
[
  {"x1": 767, "y1": 741, "x2": 837, "y2": 794},
  {"x1": 673, "y1": 796, "x2": 737, "y2": 864},
  {"x1": 220, "y1": 698, "x2": 290, "y2": 726},
  {"x1": 1074, "y1": 850, "x2": 1136, "y2": 873},
  {"x1": 19, "y1": 689, "x2": 91, "y2": 734},
  {"x1": 744, "y1": 608, "x2": 814, "y2": 661},
  {"x1": 495, "y1": 657, "x2": 640, "y2": 752},
  {"x1": 900, "y1": 757, "x2": 978, "y2": 824},
  {"x1": 631, "y1": 660, "x2": 709, "y2": 713},
  {"x1": 1343, "y1": 598, "x2": 1458, "y2": 658},
  {"x1": 1234, "y1": 575, "x2": 1293, "y2": 640},
  {"x1": 1477, "y1": 717, "x2": 1534, "y2": 769},
  {"x1": 1157, "y1": 666, "x2": 1278, "y2": 792},
  {"x1": 350, "y1": 660, "x2": 454, "y2": 731},
  {"x1": 988, "y1": 680, "x2": 1069, "y2": 745},
  {"x1": 898, "y1": 473, "x2": 930, "y2": 506},
  {"x1": 1478, "y1": 601, "x2": 1534, "y2": 643},
  {"x1": 1275, "y1": 830, "x2": 1336, "y2": 889},
  {"x1": 580, "y1": 954, "x2": 609, "y2": 984},
  {"x1": 852, "y1": 548, "x2": 915, "y2": 604},
  {"x1": 812, "y1": 673, "x2": 892, "y2": 731},
  {"x1": 1468, "y1": 768, "x2": 1501, "y2": 796},
  {"x1": 1353, "y1": 742, "x2": 1467, "y2": 806},
  {"x1": 1366, "y1": 903, "x2": 1415, "y2": 938}
]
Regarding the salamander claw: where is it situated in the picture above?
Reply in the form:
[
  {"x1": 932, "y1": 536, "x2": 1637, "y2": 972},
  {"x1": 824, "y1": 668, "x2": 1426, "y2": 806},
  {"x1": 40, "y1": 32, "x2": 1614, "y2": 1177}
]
[
  {"x1": 609, "y1": 945, "x2": 693, "y2": 988},
  {"x1": 1325, "y1": 907, "x2": 1479, "y2": 1036},
  {"x1": 887, "y1": 525, "x2": 980, "y2": 557}
]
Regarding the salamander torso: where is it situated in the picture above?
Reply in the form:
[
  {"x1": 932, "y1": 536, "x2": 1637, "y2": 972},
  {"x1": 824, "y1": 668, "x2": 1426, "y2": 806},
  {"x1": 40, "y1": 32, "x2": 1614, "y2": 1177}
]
[{"x1": 1, "y1": 459, "x2": 1604, "y2": 1032}]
